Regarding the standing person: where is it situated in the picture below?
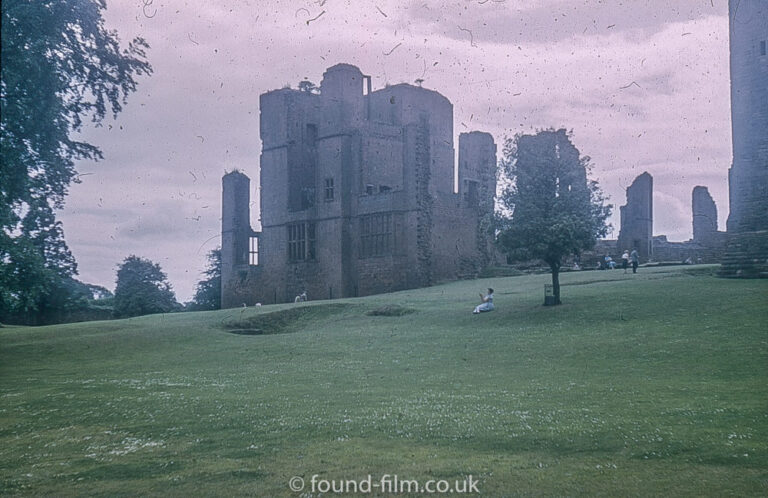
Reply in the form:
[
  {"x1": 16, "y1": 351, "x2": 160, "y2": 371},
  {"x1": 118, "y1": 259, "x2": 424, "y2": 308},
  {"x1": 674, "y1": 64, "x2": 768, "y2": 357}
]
[
  {"x1": 621, "y1": 250, "x2": 630, "y2": 273},
  {"x1": 473, "y1": 288, "x2": 494, "y2": 314},
  {"x1": 630, "y1": 248, "x2": 639, "y2": 274}
]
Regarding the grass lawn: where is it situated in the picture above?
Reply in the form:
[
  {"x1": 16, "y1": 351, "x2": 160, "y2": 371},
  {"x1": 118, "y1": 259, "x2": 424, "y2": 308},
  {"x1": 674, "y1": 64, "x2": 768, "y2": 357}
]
[{"x1": 1, "y1": 265, "x2": 767, "y2": 496}]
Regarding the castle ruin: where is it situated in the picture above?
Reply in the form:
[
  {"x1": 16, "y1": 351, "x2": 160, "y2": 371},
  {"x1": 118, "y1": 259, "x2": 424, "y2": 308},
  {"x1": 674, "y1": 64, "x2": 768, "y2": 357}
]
[
  {"x1": 593, "y1": 173, "x2": 726, "y2": 266},
  {"x1": 221, "y1": 64, "x2": 497, "y2": 307}
]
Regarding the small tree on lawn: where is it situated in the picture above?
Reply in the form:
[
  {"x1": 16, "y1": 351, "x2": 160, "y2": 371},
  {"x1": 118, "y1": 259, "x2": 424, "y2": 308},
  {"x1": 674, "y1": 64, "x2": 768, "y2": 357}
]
[
  {"x1": 114, "y1": 255, "x2": 178, "y2": 317},
  {"x1": 497, "y1": 129, "x2": 611, "y2": 305}
]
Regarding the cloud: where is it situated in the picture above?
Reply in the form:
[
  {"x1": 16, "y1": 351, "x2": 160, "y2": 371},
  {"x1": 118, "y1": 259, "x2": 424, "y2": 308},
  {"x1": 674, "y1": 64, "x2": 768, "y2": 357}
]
[
  {"x1": 57, "y1": 0, "x2": 732, "y2": 301},
  {"x1": 402, "y1": 0, "x2": 726, "y2": 45}
]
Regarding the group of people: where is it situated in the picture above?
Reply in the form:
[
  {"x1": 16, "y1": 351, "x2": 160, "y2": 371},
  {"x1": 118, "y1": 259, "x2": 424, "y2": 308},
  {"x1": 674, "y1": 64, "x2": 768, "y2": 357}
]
[
  {"x1": 622, "y1": 249, "x2": 640, "y2": 274},
  {"x1": 602, "y1": 249, "x2": 640, "y2": 274}
]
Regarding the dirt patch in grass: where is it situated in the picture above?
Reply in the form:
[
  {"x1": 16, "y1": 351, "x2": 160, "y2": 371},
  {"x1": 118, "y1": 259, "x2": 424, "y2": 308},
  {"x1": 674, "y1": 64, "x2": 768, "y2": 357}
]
[
  {"x1": 365, "y1": 305, "x2": 416, "y2": 317},
  {"x1": 227, "y1": 328, "x2": 264, "y2": 335},
  {"x1": 222, "y1": 303, "x2": 352, "y2": 336}
]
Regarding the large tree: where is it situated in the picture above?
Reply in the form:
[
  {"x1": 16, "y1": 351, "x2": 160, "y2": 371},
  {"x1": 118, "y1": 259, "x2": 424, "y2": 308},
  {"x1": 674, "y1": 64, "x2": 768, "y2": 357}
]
[
  {"x1": 0, "y1": 0, "x2": 151, "y2": 320},
  {"x1": 497, "y1": 129, "x2": 611, "y2": 305},
  {"x1": 190, "y1": 248, "x2": 221, "y2": 311},
  {"x1": 114, "y1": 256, "x2": 178, "y2": 318}
]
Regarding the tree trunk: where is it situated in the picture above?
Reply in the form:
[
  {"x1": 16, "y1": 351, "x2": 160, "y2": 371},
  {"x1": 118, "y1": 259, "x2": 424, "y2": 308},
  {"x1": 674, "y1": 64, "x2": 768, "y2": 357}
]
[{"x1": 551, "y1": 263, "x2": 562, "y2": 305}]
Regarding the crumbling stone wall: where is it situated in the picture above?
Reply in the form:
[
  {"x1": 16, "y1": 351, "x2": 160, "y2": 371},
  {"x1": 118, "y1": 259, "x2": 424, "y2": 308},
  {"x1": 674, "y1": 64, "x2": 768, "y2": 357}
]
[
  {"x1": 692, "y1": 186, "x2": 718, "y2": 243},
  {"x1": 459, "y1": 132, "x2": 497, "y2": 271},
  {"x1": 617, "y1": 172, "x2": 653, "y2": 261}
]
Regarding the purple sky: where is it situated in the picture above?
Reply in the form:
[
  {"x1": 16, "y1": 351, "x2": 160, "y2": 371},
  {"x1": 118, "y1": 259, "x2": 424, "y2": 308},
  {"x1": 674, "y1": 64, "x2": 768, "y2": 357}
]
[{"x1": 59, "y1": 0, "x2": 732, "y2": 302}]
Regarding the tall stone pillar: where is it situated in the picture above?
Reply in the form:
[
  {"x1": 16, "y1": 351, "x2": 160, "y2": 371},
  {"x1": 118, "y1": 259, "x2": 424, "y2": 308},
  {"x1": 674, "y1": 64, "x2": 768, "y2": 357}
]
[
  {"x1": 692, "y1": 186, "x2": 718, "y2": 244},
  {"x1": 617, "y1": 172, "x2": 653, "y2": 261},
  {"x1": 221, "y1": 171, "x2": 252, "y2": 306},
  {"x1": 720, "y1": 0, "x2": 768, "y2": 278}
]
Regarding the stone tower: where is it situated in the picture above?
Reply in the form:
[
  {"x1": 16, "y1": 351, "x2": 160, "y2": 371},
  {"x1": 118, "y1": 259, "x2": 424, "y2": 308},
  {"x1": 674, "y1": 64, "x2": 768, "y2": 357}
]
[
  {"x1": 726, "y1": 0, "x2": 768, "y2": 232},
  {"x1": 221, "y1": 171, "x2": 256, "y2": 304},
  {"x1": 617, "y1": 172, "x2": 653, "y2": 261},
  {"x1": 720, "y1": 0, "x2": 768, "y2": 277}
]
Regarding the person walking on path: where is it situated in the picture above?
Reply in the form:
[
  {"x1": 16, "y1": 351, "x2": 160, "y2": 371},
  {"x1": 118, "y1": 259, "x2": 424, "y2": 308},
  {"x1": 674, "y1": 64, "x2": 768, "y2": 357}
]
[
  {"x1": 621, "y1": 250, "x2": 630, "y2": 273},
  {"x1": 630, "y1": 249, "x2": 639, "y2": 274},
  {"x1": 473, "y1": 288, "x2": 495, "y2": 314}
]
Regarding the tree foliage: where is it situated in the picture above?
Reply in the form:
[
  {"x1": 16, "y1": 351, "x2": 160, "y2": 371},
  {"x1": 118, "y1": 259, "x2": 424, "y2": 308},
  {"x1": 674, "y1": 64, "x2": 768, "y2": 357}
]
[
  {"x1": 0, "y1": 0, "x2": 152, "y2": 320},
  {"x1": 497, "y1": 129, "x2": 611, "y2": 304},
  {"x1": 114, "y1": 256, "x2": 178, "y2": 318},
  {"x1": 0, "y1": 204, "x2": 82, "y2": 323},
  {"x1": 298, "y1": 79, "x2": 318, "y2": 94},
  {"x1": 189, "y1": 248, "x2": 221, "y2": 311}
]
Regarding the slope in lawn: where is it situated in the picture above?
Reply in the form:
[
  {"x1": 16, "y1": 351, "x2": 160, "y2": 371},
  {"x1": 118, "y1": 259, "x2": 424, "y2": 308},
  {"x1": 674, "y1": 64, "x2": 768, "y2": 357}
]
[{"x1": 1, "y1": 266, "x2": 766, "y2": 496}]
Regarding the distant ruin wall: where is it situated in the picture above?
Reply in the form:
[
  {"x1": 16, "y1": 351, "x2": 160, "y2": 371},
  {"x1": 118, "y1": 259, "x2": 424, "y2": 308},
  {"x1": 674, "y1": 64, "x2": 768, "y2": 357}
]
[
  {"x1": 692, "y1": 186, "x2": 718, "y2": 244},
  {"x1": 617, "y1": 172, "x2": 653, "y2": 261}
]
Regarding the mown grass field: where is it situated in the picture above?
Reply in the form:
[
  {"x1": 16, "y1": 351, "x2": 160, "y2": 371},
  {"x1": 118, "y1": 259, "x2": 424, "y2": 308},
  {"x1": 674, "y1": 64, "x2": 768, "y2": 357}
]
[{"x1": 1, "y1": 266, "x2": 767, "y2": 496}]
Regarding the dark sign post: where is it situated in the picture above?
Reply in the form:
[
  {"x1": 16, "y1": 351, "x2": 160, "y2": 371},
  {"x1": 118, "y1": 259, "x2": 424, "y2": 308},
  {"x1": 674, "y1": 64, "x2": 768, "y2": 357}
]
[{"x1": 544, "y1": 284, "x2": 556, "y2": 306}]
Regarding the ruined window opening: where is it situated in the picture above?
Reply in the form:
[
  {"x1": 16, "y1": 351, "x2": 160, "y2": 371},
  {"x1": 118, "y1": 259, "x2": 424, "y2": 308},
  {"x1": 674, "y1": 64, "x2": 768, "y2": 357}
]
[
  {"x1": 761, "y1": 40, "x2": 766, "y2": 56},
  {"x1": 288, "y1": 223, "x2": 304, "y2": 261},
  {"x1": 324, "y1": 178, "x2": 335, "y2": 201},
  {"x1": 379, "y1": 185, "x2": 391, "y2": 193},
  {"x1": 307, "y1": 222, "x2": 316, "y2": 259},
  {"x1": 360, "y1": 213, "x2": 393, "y2": 258},
  {"x1": 365, "y1": 184, "x2": 375, "y2": 195},
  {"x1": 288, "y1": 222, "x2": 316, "y2": 261},
  {"x1": 289, "y1": 124, "x2": 318, "y2": 212},
  {"x1": 249, "y1": 236, "x2": 259, "y2": 266}
]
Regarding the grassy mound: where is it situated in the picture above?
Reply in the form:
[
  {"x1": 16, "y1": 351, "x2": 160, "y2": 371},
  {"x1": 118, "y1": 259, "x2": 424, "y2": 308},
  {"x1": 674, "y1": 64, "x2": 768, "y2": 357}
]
[
  {"x1": 0, "y1": 265, "x2": 766, "y2": 496},
  {"x1": 222, "y1": 303, "x2": 352, "y2": 335}
]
